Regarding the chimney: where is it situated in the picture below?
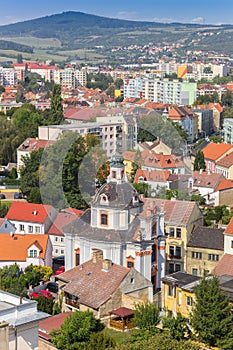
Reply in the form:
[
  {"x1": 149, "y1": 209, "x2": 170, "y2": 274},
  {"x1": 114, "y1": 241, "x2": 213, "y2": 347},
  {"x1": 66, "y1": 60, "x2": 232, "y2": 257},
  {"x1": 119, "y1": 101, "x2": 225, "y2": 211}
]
[
  {"x1": 102, "y1": 259, "x2": 112, "y2": 271},
  {"x1": 92, "y1": 249, "x2": 103, "y2": 263}
]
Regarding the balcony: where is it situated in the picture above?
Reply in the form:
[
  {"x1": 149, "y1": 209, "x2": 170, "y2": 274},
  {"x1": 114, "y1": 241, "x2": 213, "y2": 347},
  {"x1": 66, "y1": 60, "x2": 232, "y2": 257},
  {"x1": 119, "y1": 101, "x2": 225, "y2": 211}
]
[{"x1": 65, "y1": 297, "x2": 79, "y2": 309}]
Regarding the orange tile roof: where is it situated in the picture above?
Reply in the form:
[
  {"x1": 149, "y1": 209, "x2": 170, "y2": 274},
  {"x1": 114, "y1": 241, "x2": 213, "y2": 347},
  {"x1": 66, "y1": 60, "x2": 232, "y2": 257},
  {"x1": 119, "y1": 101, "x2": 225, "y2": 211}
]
[
  {"x1": 6, "y1": 202, "x2": 53, "y2": 223},
  {"x1": 17, "y1": 138, "x2": 54, "y2": 152},
  {"x1": 143, "y1": 152, "x2": 184, "y2": 169},
  {"x1": 0, "y1": 234, "x2": 49, "y2": 261},
  {"x1": 216, "y1": 152, "x2": 233, "y2": 168},
  {"x1": 224, "y1": 217, "x2": 233, "y2": 235},
  {"x1": 215, "y1": 178, "x2": 233, "y2": 192},
  {"x1": 192, "y1": 171, "x2": 223, "y2": 189},
  {"x1": 135, "y1": 169, "x2": 170, "y2": 183},
  {"x1": 202, "y1": 142, "x2": 233, "y2": 161}
]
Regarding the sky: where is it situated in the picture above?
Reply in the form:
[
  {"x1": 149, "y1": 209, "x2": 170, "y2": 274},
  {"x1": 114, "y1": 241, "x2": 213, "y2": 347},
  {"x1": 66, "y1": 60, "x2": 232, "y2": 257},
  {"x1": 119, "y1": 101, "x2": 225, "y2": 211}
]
[{"x1": 1, "y1": 0, "x2": 233, "y2": 26}]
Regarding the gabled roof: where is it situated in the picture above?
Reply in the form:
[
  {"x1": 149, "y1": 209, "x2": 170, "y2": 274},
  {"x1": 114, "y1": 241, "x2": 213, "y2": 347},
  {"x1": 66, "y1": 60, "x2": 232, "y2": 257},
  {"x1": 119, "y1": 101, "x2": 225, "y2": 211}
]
[
  {"x1": 213, "y1": 254, "x2": 233, "y2": 276},
  {"x1": 142, "y1": 198, "x2": 199, "y2": 225},
  {"x1": 192, "y1": 171, "x2": 223, "y2": 189},
  {"x1": 224, "y1": 217, "x2": 233, "y2": 235},
  {"x1": 0, "y1": 234, "x2": 49, "y2": 261},
  {"x1": 161, "y1": 271, "x2": 200, "y2": 287},
  {"x1": 215, "y1": 178, "x2": 233, "y2": 192},
  {"x1": 57, "y1": 259, "x2": 130, "y2": 309},
  {"x1": 187, "y1": 226, "x2": 224, "y2": 250},
  {"x1": 135, "y1": 169, "x2": 170, "y2": 183},
  {"x1": 143, "y1": 152, "x2": 184, "y2": 169},
  {"x1": 6, "y1": 202, "x2": 54, "y2": 223},
  {"x1": 48, "y1": 211, "x2": 81, "y2": 236},
  {"x1": 216, "y1": 152, "x2": 233, "y2": 169},
  {"x1": 202, "y1": 142, "x2": 233, "y2": 161},
  {"x1": 39, "y1": 312, "x2": 73, "y2": 340}
]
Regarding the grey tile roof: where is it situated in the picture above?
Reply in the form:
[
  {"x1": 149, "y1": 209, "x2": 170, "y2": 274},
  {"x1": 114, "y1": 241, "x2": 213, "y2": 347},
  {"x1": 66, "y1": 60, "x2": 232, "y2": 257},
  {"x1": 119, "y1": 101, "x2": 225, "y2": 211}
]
[
  {"x1": 92, "y1": 181, "x2": 143, "y2": 210},
  {"x1": 161, "y1": 271, "x2": 201, "y2": 287},
  {"x1": 187, "y1": 226, "x2": 224, "y2": 250},
  {"x1": 63, "y1": 209, "x2": 140, "y2": 243}
]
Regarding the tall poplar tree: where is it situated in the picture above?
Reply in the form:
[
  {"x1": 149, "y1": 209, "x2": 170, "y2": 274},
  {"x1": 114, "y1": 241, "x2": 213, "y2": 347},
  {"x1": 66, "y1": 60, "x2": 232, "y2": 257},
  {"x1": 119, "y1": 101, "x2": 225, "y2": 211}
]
[
  {"x1": 50, "y1": 84, "x2": 64, "y2": 124},
  {"x1": 193, "y1": 150, "x2": 206, "y2": 171},
  {"x1": 191, "y1": 276, "x2": 233, "y2": 349}
]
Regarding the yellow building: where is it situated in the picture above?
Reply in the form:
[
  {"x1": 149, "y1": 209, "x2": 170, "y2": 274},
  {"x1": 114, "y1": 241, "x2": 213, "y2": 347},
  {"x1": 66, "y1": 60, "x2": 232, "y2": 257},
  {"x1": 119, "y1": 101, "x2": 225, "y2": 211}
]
[{"x1": 186, "y1": 226, "x2": 224, "y2": 277}]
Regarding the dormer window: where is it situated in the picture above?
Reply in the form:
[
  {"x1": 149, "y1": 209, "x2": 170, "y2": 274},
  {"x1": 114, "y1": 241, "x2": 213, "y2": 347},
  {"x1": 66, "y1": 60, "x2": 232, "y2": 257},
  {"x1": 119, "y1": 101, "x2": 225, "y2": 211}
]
[
  {"x1": 100, "y1": 194, "x2": 109, "y2": 205},
  {"x1": 29, "y1": 249, "x2": 38, "y2": 258},
  {"x1": 100, "y1": 213, "x2": 108, "y2": 226}
]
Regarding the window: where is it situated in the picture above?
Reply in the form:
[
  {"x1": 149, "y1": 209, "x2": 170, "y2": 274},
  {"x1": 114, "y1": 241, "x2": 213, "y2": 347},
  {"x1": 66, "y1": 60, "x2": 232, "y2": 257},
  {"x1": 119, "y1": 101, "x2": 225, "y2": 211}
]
[
  {"x1": 169, "y1": 227, "x2": 175, "y2": 237},
  {"x1": 55, "y1": 237, "x2": 58, "y2": 242},
  {"x1": 169, "y1": 246, "x2": 174, "y2": 257},
  {"x1": 127, "y1": 261, "x2": 134, "y2": 268},
  {"x1": 168, "y1": 285, "x2": 173, "y2": 296},
  {"x1": 175, "y1": 246, "x2": 181, "y2": 258},
  {"x1": 19, "y1": 224, "x2": 24, "y2": 231},
  {"x1": 28, "y1": 225, "x2": 33, "y2": 233},
  {"x1": 208, "y1": 254, "x2": 219, "y2": 261},
  {"x1": 55, "y1": 249, "x2": 59, "y2": 254},
  {"x1": 176, "y1": 228, "x2": 181, "y2": 238},
  {"x1": 112, "y1": 171, "x2": 116, "y2": 179},
  {"x1": 61, "y1": 237, "x2": 64, "y2": 242},
  {"x1": 175, "y1": 264, "x2": 181, "y2": 272},
  {"x1": 100, "y1": 213, "x2": 108, "y2": 225},
  {"x1": 169, "y1": 246, "x2": 181, "y2": 259},
  {"x1": 191, "y1": 251, "x2": 202, "y2": 259},
  {"x1": 231, "y1": 241, "x2": 233, "y2": 249},
  {"x1": 61, "y1": 249, "x2": 64, "y2": 254},
  {"x1": 35, "y1": 226, "x2": 40, "y2": 233},
  {"x1": 192, "y1": 268, "x2": 198, "y2": 276},
  {"x1": 186, "y1": 296, "x2": 193, "y2": 306},
  {"x1": 29, "y1": 250, "x2": 37, "y2": 258}
]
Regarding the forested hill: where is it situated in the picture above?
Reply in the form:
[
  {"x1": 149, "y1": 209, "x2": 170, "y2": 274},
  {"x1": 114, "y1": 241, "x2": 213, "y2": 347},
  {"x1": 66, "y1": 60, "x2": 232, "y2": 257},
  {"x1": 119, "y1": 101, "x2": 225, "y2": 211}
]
[{"x1": 0, "y1": 11, "x2": 233, "y2": 53}]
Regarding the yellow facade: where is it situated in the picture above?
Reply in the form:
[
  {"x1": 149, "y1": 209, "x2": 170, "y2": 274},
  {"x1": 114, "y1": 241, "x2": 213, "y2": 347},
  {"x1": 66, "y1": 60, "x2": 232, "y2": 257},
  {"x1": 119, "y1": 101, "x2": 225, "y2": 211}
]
[{"x1": 162, "y1": 282, "x2": 194, "y2": 318}]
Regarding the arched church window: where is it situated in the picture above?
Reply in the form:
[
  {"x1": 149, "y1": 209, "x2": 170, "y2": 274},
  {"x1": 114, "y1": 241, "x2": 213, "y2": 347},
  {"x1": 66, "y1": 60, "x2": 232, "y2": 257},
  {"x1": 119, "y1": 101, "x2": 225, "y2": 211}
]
[{"x1": 100, "y1": 213, "x2": 108, "y2": 225}]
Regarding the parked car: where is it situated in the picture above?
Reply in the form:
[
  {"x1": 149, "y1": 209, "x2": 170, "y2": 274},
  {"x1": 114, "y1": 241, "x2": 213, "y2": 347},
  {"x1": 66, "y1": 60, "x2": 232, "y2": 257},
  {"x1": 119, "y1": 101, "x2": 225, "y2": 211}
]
[
  {"x1": 46, "y1": 282, "x2": 58, "y2": 293},
  {"x1": 30, "y1": 290, "x2": 53, "y2": 299},
  {"x1": 0, "y1": 194, "x2": 6, "y2": 199},
  {"x1": 14, "y1": 192, "x2": 22, "y2": 199},
  {"x1": 55, "y1": 266, "x2": 65, "y2": 275}
]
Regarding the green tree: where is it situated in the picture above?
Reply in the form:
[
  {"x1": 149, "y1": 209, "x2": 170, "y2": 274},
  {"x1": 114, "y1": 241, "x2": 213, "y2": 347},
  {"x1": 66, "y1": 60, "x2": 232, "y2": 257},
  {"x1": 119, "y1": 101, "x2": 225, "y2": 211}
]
[
  {"x1": 162, "y1": 313, "x2": 188, "y2": 340},
  {"x1": 51, "y1": 310, "x2": 104, "y2": 349},
  {"x1": 0, "y1": 85, "x2": 5, "y2": 93},
  {"x1": 133, "y1": 182, "x2": 150, "y2": 197},
  {"x1": 49, "y1": 84, "x2": 64, "y2": 124},
  {"x1": 190, "y1": 194, "x2": 206, "y2": 206},
  {"x1": 33, "y1": 295, "x2": 54, "y2": 314},
  {"x1": 86, "y1": 330, "x2": 116, "y2": 350},
  {"x1": 17, "y1": 53, "x2": 23, "y2": 63},
  {"x1": 133, "y1": 302, "x2": 160, "y2": 331},
  {"x1": 193, "y1": 151, "x2": 206, "y2": 171},
  {"x1": 191, "y1": 276, "x2": 233, "y2": 349},
  {"x1": 221, "y1": 90, "x2": 233, "y2": 107}
]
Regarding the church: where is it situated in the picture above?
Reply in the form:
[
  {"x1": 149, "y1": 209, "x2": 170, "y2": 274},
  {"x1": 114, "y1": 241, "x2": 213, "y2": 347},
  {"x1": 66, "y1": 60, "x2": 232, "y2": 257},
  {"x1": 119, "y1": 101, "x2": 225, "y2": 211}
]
[{"x1": 64, "y1": 154, "x2": 166, "y2": 291}]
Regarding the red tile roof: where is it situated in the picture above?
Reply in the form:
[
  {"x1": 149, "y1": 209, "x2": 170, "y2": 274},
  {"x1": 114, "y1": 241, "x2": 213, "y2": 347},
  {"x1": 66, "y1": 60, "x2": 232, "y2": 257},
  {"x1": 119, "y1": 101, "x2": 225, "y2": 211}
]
[
  {"x1": 135, "y1": 169, "x2": 170, "y2": 183},
  {"x1": 224, "y1": 217, "x2": 233, "y2": 235},
  {"x1": 6, "y1": 202, "x2": 53, "y2": 223},
  {"x1": 39, "y1": 312, "x2": 73, "y2": 340},
  {"x1": 202, "y1": 142, "x2": 233, "y2": 161},
  {"x1": 143, "y1": 152, "x2": 184, "y2": 169},
  {"x1": 192, "y1": 171, "x2": 223, "y2": 189},
  {"x1": 212, "y1": 254, "x2": 233, "y2": 276},
  {"x1": 0, "y1": 234, "x2": 49, "y2": 261},
  {"x1": 142, "y1": 198, "x2": 198, "y2": 225},
  {"x1": 58, "y1": 259, "x2": 130, "y2": 309},
  {"x1": 215, "y1": 178, "x2": 233, "y2": 192},
  {"x1": 216, "y1": 152, "x2": 233, "y2": 168},
  {"x1": 48, "y1": 211, "x2": 81, "y2": 236},
  {"x1": 17, "y1": 138, "x2": 54, "y2": 151}
]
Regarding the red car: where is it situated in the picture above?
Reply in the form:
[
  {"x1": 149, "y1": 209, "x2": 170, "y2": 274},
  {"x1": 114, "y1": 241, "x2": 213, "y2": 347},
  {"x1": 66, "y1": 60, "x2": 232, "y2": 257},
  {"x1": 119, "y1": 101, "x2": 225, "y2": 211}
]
[
  {"x1": 55, "y1": 266, "x2": 65, "y2": 275},
  {"x1": 30, "y1": 290, "x2": 53, "y2": 299}
]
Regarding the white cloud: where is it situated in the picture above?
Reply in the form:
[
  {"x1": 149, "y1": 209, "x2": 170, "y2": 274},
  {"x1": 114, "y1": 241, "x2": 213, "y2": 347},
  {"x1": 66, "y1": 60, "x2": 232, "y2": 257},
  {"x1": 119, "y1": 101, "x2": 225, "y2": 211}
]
[
  {"x1": 152, "y1": 17, "x2": 176, "y2": 23},
  {"x1": 191, "y1": 16, "x2": 205, "y2": 24}
]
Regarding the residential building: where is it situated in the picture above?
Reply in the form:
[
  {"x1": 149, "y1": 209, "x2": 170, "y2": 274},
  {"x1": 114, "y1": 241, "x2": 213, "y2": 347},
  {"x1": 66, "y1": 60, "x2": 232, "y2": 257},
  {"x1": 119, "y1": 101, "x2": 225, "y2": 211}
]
[
  {"x1": 134, "y1": 168, "x2": 170, "y2": 191},
  {"x1": 64, "y1": 154, "x2": 166, "y2": 292},
  {"x1": 54, "y1": 68, "x2": 87, "y2": 87},
  {"x1": 0, "y1": 218, "x2": 16, "y2": 234},
  {"x1": 5, "y1": 202, "x2": 58, "y2": 235},
  {"x1": 48, "y1": 209, "x2": 82, "y2": 257},
  {"x1": 57, "y1": 254, "x2": 153, "y2": 318},
  {"x1": 143, "y1": 198, "x2": 203, "y2": 274},
  {"x1": 223, "y1": 217, "x2": 233, "y2": 255},
  {"x1": 17, "y1": 138, "x2": 55, "y2": 173},
  {"x1": 0, "y1": 233, "x2": 52, "y2": 268},
  {"x1": 124, "y1": 78, "x2": 197, "y2": 105},
  {"x1": 202, "y1": 142, "x2": 233, "y2": 172},
  {"x1": 162, "y1": 272, "x2": 233, "y2": 318},
  {"x1": 223, "y1": 118, "x2": 233, "y2": 144},
  {"x1": 0, "y1": 67, "x2": 17, "y2": 86},
  {"x1": 168, "y1": 105, "x2": 198, "y2": 142},
  {"x1": 0, "y1": 102, "x2": 22, "y2": 114},
  {"x1": 186, "y1": 226, "x2": 224, "y2": 277},
  {"x1": 142, "y1": 151, "x2": 186, "y2": 174},
  {"x1": 216, "y1": 152, "x2": 233, "y2": 179},
  {"x1": 211, "y1": 178, "x2": 233, "y2": 207},
  {"x1": 190, "y1": 170, "x2": 223, "y2": 204},
  {"x1": 136, "y1": 139, "x2": 172, "y2": 155},
  {"x1": 0, "y1": 290, "x2": 49, "y2": 350},
  {"x1": 38, "y1": 118, "x2": 137, "y2": 157},
  {"x1": 192, "y1": 108, "x2": 214, "y2": 137}
]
